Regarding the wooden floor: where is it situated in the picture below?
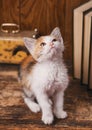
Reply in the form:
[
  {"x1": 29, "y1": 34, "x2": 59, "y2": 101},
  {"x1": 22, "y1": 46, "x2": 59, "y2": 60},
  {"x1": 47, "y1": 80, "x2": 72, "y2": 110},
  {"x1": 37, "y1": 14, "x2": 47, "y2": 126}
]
[{"x1": 0, "y1": 64, "x2": 92, "y2": 130}]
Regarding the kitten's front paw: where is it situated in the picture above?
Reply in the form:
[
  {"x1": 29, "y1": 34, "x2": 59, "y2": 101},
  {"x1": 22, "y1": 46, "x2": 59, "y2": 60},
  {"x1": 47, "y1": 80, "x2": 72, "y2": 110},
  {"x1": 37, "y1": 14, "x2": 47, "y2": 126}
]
[
  {"x1": 24, "y1": 98, "x2": 40, "y2": 113},
  {"x1": 54, "y1": 110, "x2": 68, "y2": 119},
  {"x1": 31, "y1": 103, "x2": 40, "y2": 113},
  {"x1": 42, "y1": 113, "x2": 54, "y2": 125}
]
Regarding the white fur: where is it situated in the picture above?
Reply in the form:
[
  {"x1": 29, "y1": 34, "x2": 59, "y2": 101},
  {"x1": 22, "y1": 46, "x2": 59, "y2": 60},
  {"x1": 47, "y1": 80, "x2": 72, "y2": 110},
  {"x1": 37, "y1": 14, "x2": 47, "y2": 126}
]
[{"x1": 23, "y1": 27, "x2": 69, "y2": 125}]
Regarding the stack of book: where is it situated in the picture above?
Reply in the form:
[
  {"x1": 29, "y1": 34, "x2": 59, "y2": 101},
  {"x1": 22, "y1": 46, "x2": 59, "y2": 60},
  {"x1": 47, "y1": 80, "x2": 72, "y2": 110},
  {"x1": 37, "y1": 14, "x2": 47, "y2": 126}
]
[{"x1": 73, "y1": 0, "x2": 92, "y2": 90}]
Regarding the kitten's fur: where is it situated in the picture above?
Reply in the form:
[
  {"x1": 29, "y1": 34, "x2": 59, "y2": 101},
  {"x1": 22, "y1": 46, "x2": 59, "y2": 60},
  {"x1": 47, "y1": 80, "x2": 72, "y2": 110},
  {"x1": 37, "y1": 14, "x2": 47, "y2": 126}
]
[{"x1": 19, "y1": 27, "x2": 69, "y2": 125}]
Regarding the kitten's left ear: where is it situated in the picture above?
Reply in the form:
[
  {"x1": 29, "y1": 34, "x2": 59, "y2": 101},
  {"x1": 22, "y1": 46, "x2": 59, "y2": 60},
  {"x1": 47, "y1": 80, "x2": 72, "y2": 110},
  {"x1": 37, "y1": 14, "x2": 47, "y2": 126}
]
[
  {"x1": 23, "y1": 37, "x2": 36, "y2": 54},
  {"x1": 50, "y1": 27, "x2": 62, "y2": 40}
]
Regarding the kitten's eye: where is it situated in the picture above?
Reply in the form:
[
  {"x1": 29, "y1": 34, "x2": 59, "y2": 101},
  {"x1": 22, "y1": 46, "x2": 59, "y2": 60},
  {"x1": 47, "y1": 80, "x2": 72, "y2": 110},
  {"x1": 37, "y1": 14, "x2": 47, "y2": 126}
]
[
  {"x1": 40, "y1": 42, "x2": 46, "y2": 46},
  {"x1": 52, "y1": 39, "x2": 57, "y2": 42}
]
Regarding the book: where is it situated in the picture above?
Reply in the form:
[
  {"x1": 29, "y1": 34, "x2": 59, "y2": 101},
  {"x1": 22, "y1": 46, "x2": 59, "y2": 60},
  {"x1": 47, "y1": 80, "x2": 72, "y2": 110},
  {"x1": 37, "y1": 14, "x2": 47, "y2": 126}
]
[
  {"x1": 73, "y1": 0, "x2": 92, "y2": 79},
  {"x1": 88, "y1": 17, "x2": 92, "y2": 90},
  {"x1": 81, "y1": 11, "x2": 92, "y2": 85}
]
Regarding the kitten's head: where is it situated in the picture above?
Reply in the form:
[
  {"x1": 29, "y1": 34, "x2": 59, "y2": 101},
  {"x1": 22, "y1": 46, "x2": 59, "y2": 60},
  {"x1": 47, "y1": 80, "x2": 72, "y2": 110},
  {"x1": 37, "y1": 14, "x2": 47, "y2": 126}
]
[{"x1": 23, "y1": 27, "x2": 64, "y2": 62}]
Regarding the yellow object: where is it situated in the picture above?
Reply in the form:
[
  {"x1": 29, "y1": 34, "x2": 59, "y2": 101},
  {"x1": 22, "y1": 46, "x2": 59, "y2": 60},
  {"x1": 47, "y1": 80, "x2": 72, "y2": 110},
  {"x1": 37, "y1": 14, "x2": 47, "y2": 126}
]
[
  {"x1": 0, "y1": 26, "x2": 38, "y2": 64},
  {"x1": 0, "y1": 38, "x2": 27, "y2": 64}
]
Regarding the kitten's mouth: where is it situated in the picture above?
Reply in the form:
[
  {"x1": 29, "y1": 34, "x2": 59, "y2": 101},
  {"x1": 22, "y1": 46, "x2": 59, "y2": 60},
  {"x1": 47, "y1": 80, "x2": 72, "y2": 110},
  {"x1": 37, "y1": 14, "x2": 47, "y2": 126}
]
[
  {"x1": 51, "y1": 46, "x2": 55, "y2": 49},
  {"x1": 50, "y1": 46, "x2": 56, "y2": 51},
  {"x1": 48, "y1": 46, "x2": 56, "y2": 54}
]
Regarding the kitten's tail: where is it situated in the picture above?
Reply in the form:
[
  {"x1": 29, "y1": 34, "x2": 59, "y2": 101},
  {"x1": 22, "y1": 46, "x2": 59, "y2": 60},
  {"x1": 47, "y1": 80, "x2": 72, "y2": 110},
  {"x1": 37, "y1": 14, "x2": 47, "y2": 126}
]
[
  {"x1": 13, "y1": 46, "x2": 30, "y2": 82},
  {"x1": 12, "y1": 45, "x2": 29, "y2": 56}
]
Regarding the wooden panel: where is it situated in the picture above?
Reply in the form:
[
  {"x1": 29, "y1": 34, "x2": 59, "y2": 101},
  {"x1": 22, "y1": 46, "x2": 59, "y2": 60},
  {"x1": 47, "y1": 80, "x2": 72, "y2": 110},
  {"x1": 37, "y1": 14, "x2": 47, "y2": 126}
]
[
  {"x1": 64, "y1": 0, "x2": 89, "y2": 60},
  {"x1": 0, "y1": 0, "x2": 90, "y2": 62},
  {"x1": 0, "y1": 0, "x2": 20, "y2": 25},
  {"x1": 20, "y1": 0, "x2": 65, "y2": 36}
]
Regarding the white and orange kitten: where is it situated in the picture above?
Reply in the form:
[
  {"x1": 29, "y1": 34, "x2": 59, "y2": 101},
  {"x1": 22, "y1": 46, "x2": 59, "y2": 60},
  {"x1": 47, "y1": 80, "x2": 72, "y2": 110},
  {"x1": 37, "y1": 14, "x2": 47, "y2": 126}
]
[{"x1": 19, "y1": 27, "x2": 69, "y2": 125}]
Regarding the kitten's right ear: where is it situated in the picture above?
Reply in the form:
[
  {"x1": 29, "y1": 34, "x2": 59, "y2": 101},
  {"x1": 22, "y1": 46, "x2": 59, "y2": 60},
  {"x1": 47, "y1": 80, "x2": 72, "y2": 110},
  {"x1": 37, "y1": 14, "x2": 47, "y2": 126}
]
[{"x1": 23, "y1": 37, "x2": 36, "y2": 54}]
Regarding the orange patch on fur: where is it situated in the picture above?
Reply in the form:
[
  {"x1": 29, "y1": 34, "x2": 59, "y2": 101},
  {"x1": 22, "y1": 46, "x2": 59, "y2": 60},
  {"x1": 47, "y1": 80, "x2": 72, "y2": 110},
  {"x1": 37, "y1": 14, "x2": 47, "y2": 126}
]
[
  {"x1": 21, "y1": 55, "x2": 36, "y2": 70},
  {"x1": 20, "y1": 55, "x2": 36, "y2": 89},
  {"x1": 33, "y1": 37, "x2": 44, "y2": 59}
]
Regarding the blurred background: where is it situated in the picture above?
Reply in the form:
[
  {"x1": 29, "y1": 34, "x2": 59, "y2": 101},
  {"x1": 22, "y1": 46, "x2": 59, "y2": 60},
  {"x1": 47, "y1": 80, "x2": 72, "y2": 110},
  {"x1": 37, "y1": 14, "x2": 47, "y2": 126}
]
[{"x1": 0, "y1": 0, "x2": 89, "y2": 62}]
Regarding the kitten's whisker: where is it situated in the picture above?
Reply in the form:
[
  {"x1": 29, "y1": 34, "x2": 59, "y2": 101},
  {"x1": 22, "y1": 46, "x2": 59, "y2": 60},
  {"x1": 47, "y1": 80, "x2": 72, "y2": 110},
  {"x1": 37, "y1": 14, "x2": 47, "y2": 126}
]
[{"x1": 63, "y1": 41, "x2": 71, "y2": 50}]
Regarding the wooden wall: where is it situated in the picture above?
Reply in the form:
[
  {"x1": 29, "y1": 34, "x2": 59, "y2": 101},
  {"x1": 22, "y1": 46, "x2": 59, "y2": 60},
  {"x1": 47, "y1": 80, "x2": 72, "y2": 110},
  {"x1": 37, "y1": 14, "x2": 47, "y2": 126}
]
[{"x1": 0, "y1": 0, "x2": 89, "y2": 61}]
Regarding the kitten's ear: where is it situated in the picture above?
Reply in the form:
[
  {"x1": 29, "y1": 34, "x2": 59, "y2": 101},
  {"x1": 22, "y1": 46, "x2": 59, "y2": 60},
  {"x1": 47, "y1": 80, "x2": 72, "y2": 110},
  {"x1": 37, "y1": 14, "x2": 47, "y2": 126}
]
[
  {"x1": 51, "y1": 27, "x2": 64, "y2": 51},
  {"x1": 23, "y1": 37, "x2": 36, "y2": 54},
  {"x1": 50, "y1": 27, "x2": 62, "y2": 40}
]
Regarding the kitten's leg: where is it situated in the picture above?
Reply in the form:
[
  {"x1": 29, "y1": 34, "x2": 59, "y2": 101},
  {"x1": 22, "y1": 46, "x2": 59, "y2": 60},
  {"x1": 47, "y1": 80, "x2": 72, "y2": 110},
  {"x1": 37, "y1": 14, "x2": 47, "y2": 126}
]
[
  {"x1": 53, "y1": 90, "x2": 67, "y2": 119},
  {"x1": 23, "y1": 88, "x2": 40, "y2": 113},
  {"x1": 36, "y1": 92, "x2": 54, "y2": 125}
]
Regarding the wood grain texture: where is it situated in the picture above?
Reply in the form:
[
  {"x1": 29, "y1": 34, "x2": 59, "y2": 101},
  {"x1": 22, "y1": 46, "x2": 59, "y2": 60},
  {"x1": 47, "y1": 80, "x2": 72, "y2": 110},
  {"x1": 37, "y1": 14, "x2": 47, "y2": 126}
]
[
  {"x1": 0, "y1": 0, "x2": 20, "y2": 25},
  {"x1": 20, "y1": 0, "x2": 65, "y2": 35},
  {"x1": 64, "y1": 0, "x2": 89, "y2": 60},
  {"x1": 0, "y1": 0, "x2": 90, "y2": 62}
]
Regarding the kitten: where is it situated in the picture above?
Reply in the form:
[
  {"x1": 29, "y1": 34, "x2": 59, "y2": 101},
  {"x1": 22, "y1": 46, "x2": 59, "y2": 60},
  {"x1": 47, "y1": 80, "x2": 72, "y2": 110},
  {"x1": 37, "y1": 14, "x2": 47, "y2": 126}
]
[{"x1": 19, "y1": 27, "x2": 69, "y2": 125}]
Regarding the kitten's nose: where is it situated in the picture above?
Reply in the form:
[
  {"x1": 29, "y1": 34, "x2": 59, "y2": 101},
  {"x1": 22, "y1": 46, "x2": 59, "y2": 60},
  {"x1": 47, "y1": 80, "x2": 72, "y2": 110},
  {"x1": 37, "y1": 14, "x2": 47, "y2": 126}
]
[{"x1": 50, "y1": 42, "x2": 54, "y2": 47}]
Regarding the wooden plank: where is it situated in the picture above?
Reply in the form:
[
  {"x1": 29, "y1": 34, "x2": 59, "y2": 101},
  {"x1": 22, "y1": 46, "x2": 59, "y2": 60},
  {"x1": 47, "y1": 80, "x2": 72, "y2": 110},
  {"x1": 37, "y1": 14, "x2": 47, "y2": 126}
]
[
  {"x1": 0, "y1": 126, "x2": 92, "y2": 130},
  {"x1": 0, "y1": 0, "x2": 20, "y2": 26},
  {"x1": 64, "y1": 0, "x2": 89, "y2": 60},
  {"x1": 20, "y1": 0, "x2": 65, "y2": 36},
  {"x1": 0, "y1": 0, "x2": 90, "y2": 64},
  {"x1": 0, "y1": 72, "x2": 92, "y2": 129}
]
